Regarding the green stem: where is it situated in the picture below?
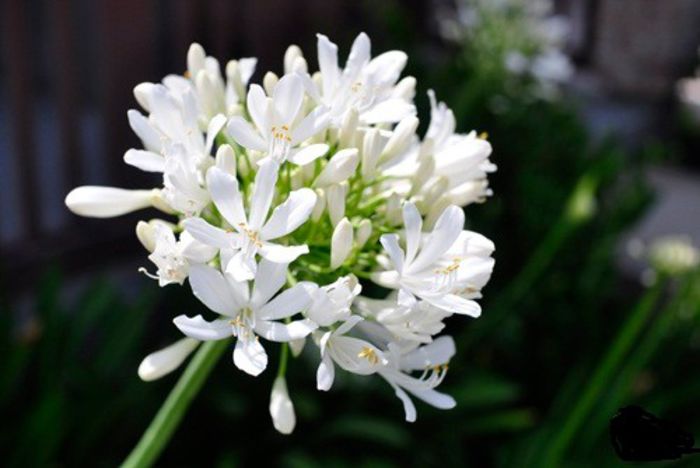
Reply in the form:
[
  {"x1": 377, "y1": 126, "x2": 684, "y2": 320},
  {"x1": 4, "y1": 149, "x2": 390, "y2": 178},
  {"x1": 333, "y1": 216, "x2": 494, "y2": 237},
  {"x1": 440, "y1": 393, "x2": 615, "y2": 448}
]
[
  {"x1": 542, "y1": 281, "x2": 664, "y2": 466},
  {"x1": 277, "y1": 342, "x2": 289, "y2": 378},
  {"x1": 121, "y1": 339, "x2": 229, "y2": 468}
]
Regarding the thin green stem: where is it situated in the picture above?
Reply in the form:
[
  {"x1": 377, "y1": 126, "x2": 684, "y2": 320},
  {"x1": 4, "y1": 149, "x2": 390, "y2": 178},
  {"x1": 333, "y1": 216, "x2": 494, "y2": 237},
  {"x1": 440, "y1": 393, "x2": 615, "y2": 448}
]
[
  {"x1": 121, "y1": 339, "x2": 229, "y2": 468},
  {"x1": 277, "y1": 342, "x2": 289, "y2": 378},
  {"x1": 542, "y1": 281, "x2": 664, "y2": 466}
]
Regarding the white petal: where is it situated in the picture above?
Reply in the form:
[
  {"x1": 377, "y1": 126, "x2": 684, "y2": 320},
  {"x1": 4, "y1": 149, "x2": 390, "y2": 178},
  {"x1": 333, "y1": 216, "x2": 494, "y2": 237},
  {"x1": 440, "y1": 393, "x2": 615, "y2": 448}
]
[
  {"x1": 317, "y1": 354, "x2": 335, "y2": 391},
  {"x1": 188, "y1": 264, "x2": 238, "y2": 315},
  {"x1": 379, "y1": 234, "x2": 405, "y2": 273},
  {"x1": 269, "y1": 376, "x2": 296, "y2": 434},
  {"x1": 273, "y1": 73, "x2": 304, "y2": 124},
  {"x1": 205, "y1": 114, "x2": 228, "y2": 154},
  {"x1": 173, "y1": 314, "x2": 232, "y2": 341},
  {"x1": 317, "y1": 33, "x2": 339, "y2": 97},
  {"x1": 331, "y1": 218, "x2": 353, "y2": 270},
  {"x1": 215, "y1": 144, "x2": 237, "y2": 176},
  {"x1": 314, "y1": 148, "x2": 359, "y2": 186},
  {"x1": 225, "y1": 250, "x2": 257, "y2": 282},
  {"x1": 251, "y1": 258, "x2": 288, "y2": 308},
  {"x1": 207, "y1": 166, "x2": 247, "y2": 227},
  {"x1": 227, "y1": 116, "x2": 267, "y2": 151},
  {"x1": 261, "y1": 188, "x2": 316, "y2": 240},
  {"x1": 138, "y1": 338, "x2": 199, "y2": 381},
  {"x1": 287, "y1": 143, "x2": 329, "y2": 166},
  {"x1": 65, "y1": 186, "x2": 154, "y2": 218},
  {"x1": 255, "y1": 318, "x2": 317, "y2": 342},
  {"x1": 247, "y1": 84, "x2": 270, "y2": 133},
  {"x1": 127, "y1": 109, "x2": 161, "y2": 152},
  {"x1": 408, "y1": 388, "x2": 456, "y2": 410},
  {"x1": 291, "y1": 106, "x2": 330, "y2": 144},
  {"x1": 259, "y1": 242, "x2": 308, "y2": 264},
  {"x1": 362, "y1": 99, "x2": 415, "y2": 124},
  {"x1": 248, "y1": 159, "x2": 279, "y2": 230},
  {"x1": 402, "y1": 202, "x2": 422, "y2": 265},
  {"x1": 345, "y1": 32, "x2": 371, "y2": 78},
  {"x1": 425, "y1": 294, "x2": 481, "y2": 317},
  {"x1": 400, "y1": 336, "x2": 456, "y2": 370},
  {"x1": 257, "y1": 283, "x2": 313, "y2": 320},
  {"x1": 123, "y1": 149, "x2": 165, "y2": 173},
  {"x1": 233, "y1": 337, "x2": 268, "y2": 376},
  {"x1": 392, "y1": 383, "x2": 417, "y2": 422},
  {"x1": 183, "y1": 217, "x2": 233, "y2": 249},
  {"x1": 409, "y1": 205, "x2": 464, "y2": 273}
]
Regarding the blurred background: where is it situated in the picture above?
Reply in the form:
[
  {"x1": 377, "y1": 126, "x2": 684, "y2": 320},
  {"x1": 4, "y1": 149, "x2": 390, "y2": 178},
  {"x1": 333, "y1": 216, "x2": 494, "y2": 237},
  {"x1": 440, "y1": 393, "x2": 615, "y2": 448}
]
[{"x1": 2, "y1": 0, "x2": 700, "y2": 466}]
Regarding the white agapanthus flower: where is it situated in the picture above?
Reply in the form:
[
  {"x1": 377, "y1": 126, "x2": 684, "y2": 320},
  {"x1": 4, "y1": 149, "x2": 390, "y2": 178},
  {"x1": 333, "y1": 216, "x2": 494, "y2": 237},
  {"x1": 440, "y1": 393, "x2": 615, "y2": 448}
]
[{"x1": 65, "y1": 33, "x2": 496, "y2": 433}]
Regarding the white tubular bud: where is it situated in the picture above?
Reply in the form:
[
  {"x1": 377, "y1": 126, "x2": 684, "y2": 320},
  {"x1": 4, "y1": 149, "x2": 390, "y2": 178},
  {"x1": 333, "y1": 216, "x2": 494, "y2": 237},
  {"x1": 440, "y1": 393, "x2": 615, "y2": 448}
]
[
  {"x1": 424, "y1": 195, "x2": 453, "y2": 230},
  {"x1": 65, "y1": 186, "x2": 157, "y2": 218},
  {"x1": 311, "y1": 189, "x2": 326, "y2": 222},
  {"x1": 136, "y1": 221, "x2": 156, "y2": 252},
  {"x1": 284, "y1": 45, "x2": 304, "y2": 74},
  {"x1": 314, "y1": 149, "x2": 359, "y2": 187},
  {"x1": 338, "y1": 108, "x2": 359, "y2": 149},
  {"x1": 410, "y1": 156, "x2": 435, "y2": 195},
  {"x1": 361, "y1": 128, "x2": 383, "y2": 181},
  {"x1": 187, "y1": 43, "x2": 206, "y2": 78},
  {"x1": 269, "y1": 377, "x2": 296, "y2": 435},
  {"x1": 394, "y1": 76, "x2": 416, "y2": 101},
  {"x1": 215, "y1": 144, "x2": 236, "y2": 176},
  {"x1": 133, "y1": 83, "x2": 155, "y2": 112},
  {"x1": 326, "y1": 183, "x2": 347, "y2": 227},
  {"x1": 195, "y1": 70, "x2": 219, "y2": 118},
  {"x1": 385, "y1": 192, "x2": 403, "y2": 226},
  {"x1": 356, "y1": 219, "x2": 372, "y2": 248},
  {"x1": 263, "y1": 72, "x2": 279, "y2": 96},
  {"x1": 138, "y1": 338, "x2": 200, "y2": 382},
  {"x1": 331, "y1": 218, "x2": 354, "y2": 270},
  {"x1": 380, "y1": 115, "x2": 419, "y2": 165}
]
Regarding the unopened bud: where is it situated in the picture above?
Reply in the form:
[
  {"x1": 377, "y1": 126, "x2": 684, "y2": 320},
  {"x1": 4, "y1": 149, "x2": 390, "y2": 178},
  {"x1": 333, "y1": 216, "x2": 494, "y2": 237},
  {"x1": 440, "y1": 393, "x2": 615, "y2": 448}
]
[
  {"x1": 356, "y1": 219, "x2": 372, "y2": 247},
  {"x1": 314, "y1": 149, "x2": 359, "y2": 187},
  {"x1": 331, "y1": 218, "x2": 354, "y2": 270},
  {"x1": 215, "y1": 144, "x2": 236, "y2": 176}
]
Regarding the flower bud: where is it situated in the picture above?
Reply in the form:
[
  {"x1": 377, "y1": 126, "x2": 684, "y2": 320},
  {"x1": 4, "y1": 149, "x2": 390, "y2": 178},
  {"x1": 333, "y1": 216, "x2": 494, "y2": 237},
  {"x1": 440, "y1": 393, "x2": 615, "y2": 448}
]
[
  {"x1": 356, "y1": 219, "x2": 373, "y2": 248},
  {"x1": 331, "y1": 218, "x2": 354, "y2": 270},
  {"x1": 380, "y1": 115, "x2": 418, "y2": 165},
  {"x1": 263, "y1": 71, "x2": 279, "y2": 96},
  {"x1": 385, "y1": 192, "x2": 403, "y2": 226},
  {"x1": 284, "y1": 45, "x2": 304, "y2": 74},
  {"x1": 133, "y1": 82, "x2": 155, "y2": 112},
  {"x1": 394, "y1": 76, "x2": 416, "y2": 100},
  {"x1": 215, "y1": 144, "x2": 236, "y2": 176},
  {"x1": 65, "y1": 186, "x2": 157, "y2": 218},
  {"x1": 338, "y1": 108, "x2": 359, "y2": 149},
  {"x1": 311, "y1": 189, "x2": 326, "y2": 222},
  {"x1": 326, "y1": 183, "x2": 347, "y2": 227},
  {"x1": 269, "y1": 377, "x2": 296, "y2": 435},
  {"x1": 187, "y1": 43, "x2": 206, "y2": 78},
  {"x1": 291, "y1": 56, "x2": 308, "y2": 73},
  {"x1": 289, "y1": 338, "x2": 306, "y2": 357},
  {"x1": 136, "y1": 221, "x2": 156, "y2": 252},
  {"x1": 195, "y1": 70, "x2": 221, "y2": 118},
  {"x1": 314, "y1": 149, "x2": 359, "y2": 187},
  {"x1": 138, "y1": 338, "x2": 199, "y2": 381},
  {"x1": 361, "y1": 128, "x2": 383, "y2": 181}
]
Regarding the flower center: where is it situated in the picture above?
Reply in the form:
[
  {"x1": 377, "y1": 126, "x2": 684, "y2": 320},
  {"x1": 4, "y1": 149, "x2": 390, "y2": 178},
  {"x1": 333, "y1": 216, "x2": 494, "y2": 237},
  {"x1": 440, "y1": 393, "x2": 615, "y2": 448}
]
[
  {"x1": 269, "y1": 125, "x2": 292, "y2": 162},
  {"x1": 229, "y1": 307, "x2": 256, "y2": 339},
  {"x1": 357, "y1": 346, "x2": 379, "y2": 365},
  {"x1": 238, "y1": 223, "x2": 263, "y2": 249}
]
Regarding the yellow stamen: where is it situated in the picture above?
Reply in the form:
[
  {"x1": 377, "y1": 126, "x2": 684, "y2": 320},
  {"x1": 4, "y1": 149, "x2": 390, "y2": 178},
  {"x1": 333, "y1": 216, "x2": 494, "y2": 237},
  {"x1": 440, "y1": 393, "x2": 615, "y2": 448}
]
[
  {"x1": 358, "y1": 347, "x2": 379, "y2": 365},
  {"x1": 478, "y1": 131, "x2": 489, "y2": 140}
]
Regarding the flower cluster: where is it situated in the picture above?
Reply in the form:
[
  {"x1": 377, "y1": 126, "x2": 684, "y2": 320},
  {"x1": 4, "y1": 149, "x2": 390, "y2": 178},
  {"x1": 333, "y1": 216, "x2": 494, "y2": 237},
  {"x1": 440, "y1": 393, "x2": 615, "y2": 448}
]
[
  {"x1": 437, "y1": 0, "x2": 573, "y2": 101},
  {"x1": 65, "y1": 33, "x2": 496, "y2": 433}
]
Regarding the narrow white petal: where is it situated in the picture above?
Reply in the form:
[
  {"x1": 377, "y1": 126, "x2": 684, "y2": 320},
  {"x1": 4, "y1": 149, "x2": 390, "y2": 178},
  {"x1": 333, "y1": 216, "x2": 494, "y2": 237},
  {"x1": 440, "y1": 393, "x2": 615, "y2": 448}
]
[
  {"x1": 400, "y1": 336, "x2": 456, "y2": 370},
  {"x1": 173, "y1": 314, "x2": 232, "y2": 341},
  {"x1": 248, "y1": 159, "x2": 279, "y2": 230},
  {"x1": 314, "y1": 148, "x2": 359, "y2": 186},
  {"x1": 247, "y1": 84, "x2": 270, "y2": 133},
  {"x1": 127, "y1": 109, "x2": 161, "y2": 152},
  {"x1": 287, "y1": 144, "x2": 329, "y2": 166},
  {"x1": 259, "y1": 242, "x2": 308, "y2": 264},
  {"x1": 251, "y1": 258, "x2": 288, "y2": 308},
  {"x1": 362, "y1": 99, "x2": 415, "y2": 124},
  {"x1": 425, "y1": 294, "x2": 481, "y2": 317},
  {"x1": 408, "y1": 388, "x2": 456, "y2": 410},
  {"x1": 346, "y1": 32, "x2": 371, "y2": 78},
  {"x1": 379, "y1": 234, "x2": 405, "y2": 273},
  {"x1": 255, "y1": 318, "x2": 317, "y2": 342},
  {"x1": 391, "y1": 383, "x2": 417, "y2": 422},
  {"x1": 233, "y1": 338, "x2": 268, "y2": 376},
  {"x1": 123, "y1": 149, "x2": 165, "y2": 173},
  {"x1": 402, "y1": 202, "x2": 422, "y2": 266},
  {"x1": 257, "y1": 283, "x2": 313, "y2": 320},
  {"x1": 272, "y1": 73, "x2": 304, "y2": 124},
  {"x1": 227, "y1": 116, "x2": 267, "y2": 151},
  {"x1": 138, "y1": 338, "x2": 199, "y2": 381},
  {"x1": 183, "y1": 217, "x2": 233, "y2": 249},
  {"x1": 204, "y1": 114, "x2": 228, "y2": 154},
  {"x1": 188, "y1": 264, "x2": 238, "y2": 315},
  {"x1": 65, "y1": 186, "x2": 153, "y2": 218},
  {"x1": 291, "y1": 106, "x2": 330, "y2": 144},
  {"x1": 261, "y1": 188, "x2": 317, "y2": 240},
  {"x1": 206, "y1": 166, "x2": 247, "y2": 227},
  {"x1": 317, "y1": 33, "x2": 339, "y2": 97},
  {"x1": 409, "y1": 205, "x2": 464, "y2": 273},
  {"x1": 225, "y1": 250, "x2": 257, "y2": 282}
]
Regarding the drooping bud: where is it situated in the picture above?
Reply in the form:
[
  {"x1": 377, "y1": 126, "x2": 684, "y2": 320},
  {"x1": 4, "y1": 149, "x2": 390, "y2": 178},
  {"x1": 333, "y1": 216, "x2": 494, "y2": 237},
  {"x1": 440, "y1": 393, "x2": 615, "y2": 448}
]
[
  {"x1": 65, "y1": 186, "x2": 158, "y2": 218},
  {"x1": 331, "y1": 218, "x2": 354, "y2": 270},
  {"x1": 269, "y1": 377, "x2": 296, "y2": 435},
  {"x1": 138, "y1": 338, "x2": 199, "y2": 382}
]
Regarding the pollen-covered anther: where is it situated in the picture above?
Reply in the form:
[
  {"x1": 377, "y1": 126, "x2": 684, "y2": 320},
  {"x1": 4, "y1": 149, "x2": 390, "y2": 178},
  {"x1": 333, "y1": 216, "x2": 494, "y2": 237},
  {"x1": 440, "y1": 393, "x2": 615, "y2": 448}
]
[
  {"x1": 238, "y1": 222, "x2": 263, "y2": 248},
  {"x1": 358, "y1": 346, "x2": 379, "y2": 365}
]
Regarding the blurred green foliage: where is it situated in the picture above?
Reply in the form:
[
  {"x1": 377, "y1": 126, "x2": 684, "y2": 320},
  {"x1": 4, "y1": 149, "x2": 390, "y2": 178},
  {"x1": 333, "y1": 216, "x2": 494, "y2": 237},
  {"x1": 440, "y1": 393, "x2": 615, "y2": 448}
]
[{"x1": 3, "y1": 2, "x2": 700, "y2": 467}]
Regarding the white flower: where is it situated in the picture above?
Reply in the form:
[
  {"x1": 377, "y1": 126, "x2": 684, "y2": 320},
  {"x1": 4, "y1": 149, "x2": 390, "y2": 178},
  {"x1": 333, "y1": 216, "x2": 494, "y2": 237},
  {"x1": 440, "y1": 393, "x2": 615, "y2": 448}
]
[
  {"x1": 303, "y1": 32, "x2": 415, "y2": 126},
  {"x1": 227, "y1": 73, "x2": 330, "y2": 165},
  {"x1": 183, "y1": 162, "x2": 316, "y2": 281},
  {"x1": 315, "y1": 316, "x2": 388, "y2": 391},
  {"x1": 269, "y1": 376, "x2": 296, "y2": 434},
  {"x1": 373, "y1": 202, "x2": 494, "y2": 315},
  {"x1": 139, "y1": 222, "x2": 217, "y2": 287},
  {"x1": 174, "y1": 260, "x2": 317, "y2": 376},
  {"x1": 378, "y1": 336, "x2": 456, "y2": 422},
  {"x1": 307, "y1": 275, "x2": 361, "y2": 327},
  {"x1": 138, "y1": 338, "x2": 200, "y2": 381}
]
